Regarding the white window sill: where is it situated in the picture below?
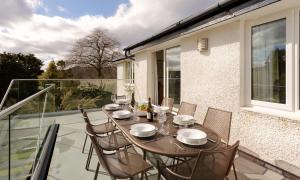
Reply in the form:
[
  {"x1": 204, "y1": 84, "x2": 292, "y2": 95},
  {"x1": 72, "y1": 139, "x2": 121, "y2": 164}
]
[{"x1": 240, "y1": 106, "x2": 300, "y2": 123}]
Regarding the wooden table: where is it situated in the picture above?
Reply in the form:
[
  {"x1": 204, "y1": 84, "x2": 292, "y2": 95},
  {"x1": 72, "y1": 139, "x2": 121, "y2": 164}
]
[{"x1": 102, "y1": 108, "x2": 221, "y2": 158}]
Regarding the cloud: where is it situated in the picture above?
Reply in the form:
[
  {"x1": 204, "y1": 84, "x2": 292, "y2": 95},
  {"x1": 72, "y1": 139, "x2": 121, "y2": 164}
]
[
  {"x1": 57, "y1": 5, "x2": 66, "y2": 12},
  {"x1": 0, "y1": 0, "x2": 33, "y2": 26},
  {"x1": 0, "y1": 0, "x2": 216, "y2": 66}
]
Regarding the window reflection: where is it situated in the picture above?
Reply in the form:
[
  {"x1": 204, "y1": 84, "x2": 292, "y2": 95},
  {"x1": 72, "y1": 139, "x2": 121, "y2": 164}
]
[
  {"x1": 166, "y1": 46, "x2": 181, "y2": 107},
  {"x1": 251, "y1": 19, "x2": 286, "y2": 104}
]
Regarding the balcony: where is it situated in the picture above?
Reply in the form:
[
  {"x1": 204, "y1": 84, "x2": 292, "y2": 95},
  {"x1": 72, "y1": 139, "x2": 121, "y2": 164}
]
[{"x1": 0, "y1": 79, "x2": 299, "y2": 180}]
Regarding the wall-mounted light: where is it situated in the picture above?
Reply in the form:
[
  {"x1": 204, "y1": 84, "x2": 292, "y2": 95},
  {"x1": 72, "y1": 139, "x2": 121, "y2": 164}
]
[{"x1": 197, "y1": 38, "x2": 208, "y2": 52}]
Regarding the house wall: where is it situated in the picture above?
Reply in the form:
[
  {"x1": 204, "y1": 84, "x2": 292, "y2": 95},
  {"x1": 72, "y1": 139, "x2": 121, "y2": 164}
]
[
  {"x1": 133, "y1": 52, "x2": 150, "y2": 101},
  {"x1": 180, "y1": 21, "x2": 300, "y2": 168},
  {"x1": 120, "y1": 4, "x2": 300, "y2": 169}
]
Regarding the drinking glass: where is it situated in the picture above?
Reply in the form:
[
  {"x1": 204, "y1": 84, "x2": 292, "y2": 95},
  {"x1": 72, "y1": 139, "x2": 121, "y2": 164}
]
[
  {"x1": 158, "y1": 108, "x2": 168, "y2": 135},
  {"x1": 163, "y1": 122, "x2": 170, "y2": 135}
]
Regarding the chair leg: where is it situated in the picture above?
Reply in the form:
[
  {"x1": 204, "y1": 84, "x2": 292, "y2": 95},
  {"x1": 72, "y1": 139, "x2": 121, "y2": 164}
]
[
  {"x1": 157, "y1": 160, "x2": 161, "y2": 180},
  {"x1": 82, "y1": 134, "x2": 88, "y2": 153},
  {"x1": 143, "y1": 150, "x2": 146, "y2": 160},
  {"x1": 94, "y1": 162, "x2": 100, "y2": 180},
  {"x1": 233, "y1": 162, "x2": 238, "y2": 180},
  {"x1": 86, "y1": 143, "x2": 93, "y2": 170},
  {"x1": 145, "y1": 171, "x2": 149, "y2": 180}
]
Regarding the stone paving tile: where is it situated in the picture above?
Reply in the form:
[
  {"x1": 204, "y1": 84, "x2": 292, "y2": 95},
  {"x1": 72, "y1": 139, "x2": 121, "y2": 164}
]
[
  {"x1": 227, "y1": 171, "x2": 252, "y2": 180},
  {"x1": 48, "y1": 111, "x2": 294, "y2": 180},
  {"x1": 235, "y1": 156, "x2": 267, "y2": 175},
  {"x1": 245, "y1": 170, "x2": 284, "y2": 180},
  {"x1": 276, "y1": 160, "x2": 300, "y2": 178}
]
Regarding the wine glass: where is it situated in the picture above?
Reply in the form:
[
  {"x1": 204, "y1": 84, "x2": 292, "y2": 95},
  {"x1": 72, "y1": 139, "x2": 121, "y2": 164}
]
[{"x1": 111, "y1": 94, "x2": 116, "y2": 103}]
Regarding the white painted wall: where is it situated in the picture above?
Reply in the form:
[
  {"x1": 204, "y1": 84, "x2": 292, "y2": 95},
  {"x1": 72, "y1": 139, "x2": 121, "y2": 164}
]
[
  {"x1": 133, "y1": 52, "x2": 150, "y2": 101},
  {"x1": 180, "y1": 21, "x2": 300, "y2": 168},
  {"x1": 117, "y1": 3, "x2": 300, "y2": 169}
]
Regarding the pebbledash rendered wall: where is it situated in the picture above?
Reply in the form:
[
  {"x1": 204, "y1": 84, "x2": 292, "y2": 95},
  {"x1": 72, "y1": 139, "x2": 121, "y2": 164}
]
[
  {"x1": 180, "y1": 21, "x2": 300, "y2": 168},
  {"x1": 125, "y1": 20, "x2": 300, "y2": 169}
]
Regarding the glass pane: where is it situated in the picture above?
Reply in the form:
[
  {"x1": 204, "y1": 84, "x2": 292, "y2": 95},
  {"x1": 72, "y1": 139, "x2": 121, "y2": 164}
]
[
  {"x1": 10, "y1": 96, "x2": 41, "y2": 179},
  {"x1": 0, "y1": 116, "x2": 9, "y2": 179},
  {"x1": 125, "y1": 62, "x2": 133, "y2": 80},
  {"x1": 156, "y1": 50, "x2": 164, "y2": 104},
  {"x1": 166, "y1": 46, "x2": 181, "y2": 107},
  {"x1": 251, "y1": 19, "x2": 286, "y2": 104}
]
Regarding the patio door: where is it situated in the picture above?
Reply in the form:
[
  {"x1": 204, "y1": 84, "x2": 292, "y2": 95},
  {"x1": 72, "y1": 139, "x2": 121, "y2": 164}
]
[
  {"x1": 156, "y1": 50, "x2": 164, "y2": 104},
  {"x1": 155, "y1": 46, "x2": 181, "y2": 108},
  {"x1": 165, "y1": 46, "x2": 181, "y2": 108}
]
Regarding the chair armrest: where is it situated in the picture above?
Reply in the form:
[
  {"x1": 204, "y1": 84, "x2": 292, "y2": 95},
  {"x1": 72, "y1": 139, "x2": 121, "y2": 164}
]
[
  {"x1": 165, "y1": 167, "x2": 191, "y2": 180},
  {"x1": 157, "y1": 159, "x2": 191, "y2": 180}
]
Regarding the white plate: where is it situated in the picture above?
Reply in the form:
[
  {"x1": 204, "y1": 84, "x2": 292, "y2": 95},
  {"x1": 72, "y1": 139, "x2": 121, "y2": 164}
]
[
  {"x1": 130, "y1": 123, "x2": 156, "y2": 137},
  {"x1": 112, "y1": 110, "x2": 132, "y2": 119},
  {"x1": 173, "y1": 115, "x2": 195, "y2": 125},
  {"x1": 154, "y1": 106, "x2": 169, "y2": 113},
  {"x1": 112, "y1": 114, "x2": 132, "y2": 119},
  {"x1": 177, "y1": 134, "x2": 207, "y2": 146},
  {"x1": 175, "y1": 115, "x2": 194, "y2": 122},
  {"x1": 177, "y1": 129, "x2": 207, "y2": 145},
  {"x1": 173, "y1": 119, "x2": 195, "y2": 126},
  {"x1": 130, "y1": 129, "x2": 156, "y2": 137},
  {"x1": 105, "y1": 104, "x2": 120, "y2": 110},
  {"x1": 116, "y1": 99, "x2": 129, "y2": 104}
]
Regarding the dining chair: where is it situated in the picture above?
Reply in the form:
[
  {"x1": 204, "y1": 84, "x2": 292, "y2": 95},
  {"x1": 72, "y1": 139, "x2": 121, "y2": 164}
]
[
  {"x1": 203, "y1": 107, "x2": 232, "y2": 144},
  {"x1": 161, "y1": 97, "x2": 174, "y2": 111},
  {"x1": 157, "y1": 141, "x2": 240, "y2": 180},
  {"x1": 80, "y1": 109, "x2": 131, "y2": 171},
  {"x1": 78, "y1": 106, "x2": 117, "y2": 154},
  {"x1": 202, "y1": 107, "x2": 238, "y2": 179},
  {"x1": 86, "y1": 124, "x2": 152, "y2": 180},
  {"x1": 177, "y1": 102, "x2": 197, "y2": 116}
]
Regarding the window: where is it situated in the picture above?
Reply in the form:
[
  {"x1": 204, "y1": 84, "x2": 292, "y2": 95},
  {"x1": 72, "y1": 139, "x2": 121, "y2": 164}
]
[
  {"x1": 251, "y1": 19, "x2": 286, "y2": 104},
  {"x1": 245, "y1": 10, "x2": 294, "y2": 112},
  {"x1": 124, "y1": 61, "x2": 134, "y2": 82},
  {"x1": 165, "y1": 46, "x2": 181, "y2": 108}
]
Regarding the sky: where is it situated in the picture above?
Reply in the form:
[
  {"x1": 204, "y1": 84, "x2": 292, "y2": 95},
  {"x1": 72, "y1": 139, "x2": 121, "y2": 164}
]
[{"x1": 0, "y1": 0, "x2": 217, "y2": 67}]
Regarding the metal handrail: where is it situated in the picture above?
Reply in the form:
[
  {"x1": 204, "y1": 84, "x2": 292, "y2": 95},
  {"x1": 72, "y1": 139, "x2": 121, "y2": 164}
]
[
  {"x1": 9, "y1": 78, "x2": 133, "y2": 81},
  {"x1": 0, "y1": 79, "x2": 15, "y2": 110},
  {"x1": 0, "y1": 84, "x2": 55, "y2": 120}
]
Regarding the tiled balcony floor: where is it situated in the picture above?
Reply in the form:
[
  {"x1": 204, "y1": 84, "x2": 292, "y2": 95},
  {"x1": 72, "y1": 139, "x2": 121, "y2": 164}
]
[{"x1": 47, "y1": 110, "x2": 292, "y2": 180}]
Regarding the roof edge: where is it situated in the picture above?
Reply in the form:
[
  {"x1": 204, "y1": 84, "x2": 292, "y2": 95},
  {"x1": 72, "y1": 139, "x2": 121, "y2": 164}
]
[{"x1": 123, "y1": 0, "x2": 254, "y2": 52}]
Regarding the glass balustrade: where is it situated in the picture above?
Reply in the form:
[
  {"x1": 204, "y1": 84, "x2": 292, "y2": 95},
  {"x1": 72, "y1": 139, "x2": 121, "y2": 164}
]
[
  {"x1": 0, "y1": 84, "x2": 55, "y2": 180},
  {"x1": 0, "y1": 79, "x2": 138, "y2": 179}
]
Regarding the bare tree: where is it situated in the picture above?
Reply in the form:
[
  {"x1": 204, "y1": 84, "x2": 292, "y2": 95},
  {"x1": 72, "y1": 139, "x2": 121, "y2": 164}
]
[{"x1": 68, "y1": 29, "x2": 121, "y2": 78}]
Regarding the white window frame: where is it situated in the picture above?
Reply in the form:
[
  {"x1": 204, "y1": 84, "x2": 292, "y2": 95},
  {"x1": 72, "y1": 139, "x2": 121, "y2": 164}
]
[
  {"x1": 295, "y1": 8, "x2": 300, "y2": 113},
  {"x1": 164, "y1": 46, "x2": 181, "y2": 108},
  {"x1": 124, "y1": 61, "x2": 134, "y2": 83},
  {"x1": 245, "y1": 10, "x2": 294, "y2": 111}
]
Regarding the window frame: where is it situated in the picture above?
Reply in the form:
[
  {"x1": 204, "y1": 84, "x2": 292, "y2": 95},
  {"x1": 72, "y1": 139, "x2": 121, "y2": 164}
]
[
  {"x1": 124, "y1": 61, "x2": 134, "y2": 83},
  {"x1": 245, "y1": 10, "x2": 294, "y2": 111},
  {"x1": 164, "y1": 46, "x2": 181, "y2": 108},
  {"x1": 295, "y1": 9, "x2": 300, "y2": 112}
]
